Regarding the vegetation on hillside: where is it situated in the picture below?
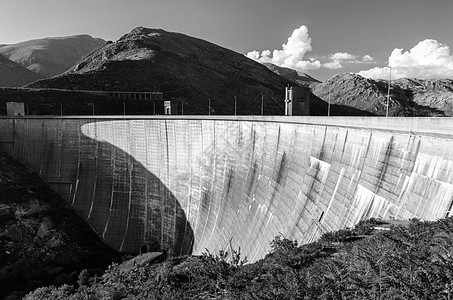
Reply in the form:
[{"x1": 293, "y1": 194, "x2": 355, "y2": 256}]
[
  {"x1": 0, "y1": 150, "x2": 121, "y2": 299},
  {"x1": 24, "y1": 217, "x2": 453, "y2": 299}
]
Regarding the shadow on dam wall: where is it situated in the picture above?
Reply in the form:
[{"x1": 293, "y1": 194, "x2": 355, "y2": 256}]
[
  {"x1": 2, "y1": 116, "x2": 453, "y2": 261},
  {"x1": 0, "y1": 118, "x2": 194, "y2": 255}
]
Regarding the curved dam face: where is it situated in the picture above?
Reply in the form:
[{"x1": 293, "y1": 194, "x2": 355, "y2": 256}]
[{"x1": 1, "y1": 116, "x2": 453, "y2": 260}]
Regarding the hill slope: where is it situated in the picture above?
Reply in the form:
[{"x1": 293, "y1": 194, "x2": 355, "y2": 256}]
[
  {"x1": 0, "y1": 149, "x2": 121, "y2": 299},
  {"x1": 263, "y1": 63, "x2": 321, "y2": 86},
  {"x1": 0, "y1": 54, "x2": 43, "y2": 87},
  {"x1": 311, "y1": 73, "x2": 451, "y2": 116},
  {"x1": 27, "y1": 27, "x2": 303, "y2": 115},
  {"x1": 0, "y1": 35, "x2": 105, "y2": 78}
]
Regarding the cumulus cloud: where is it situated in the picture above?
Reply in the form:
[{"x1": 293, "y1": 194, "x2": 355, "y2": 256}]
[
  {"x1": 246, "y1": 25, "x2": 374, "y2": 72},
  {"x1": 323, "y1": 52, "x2": 374, "y2": 69},
  {"x1": 330, "y1": 52, "x2": 358, "y2": 61},
  {"x1": 359, "y1": 39, "x2": 453, "y2": 79},
  {"x1": 246, "y1": 25, "x2": 321, "y2": 71},
  {"x1": 323, "y1": 61, "x2": 343, "y2": 69},
  {"x1": 363, "y1": 55, "x2": 374, "y2": 62}
]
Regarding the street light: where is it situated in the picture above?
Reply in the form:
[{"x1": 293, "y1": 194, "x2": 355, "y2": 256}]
[
  {"x1": 261, "y1": 93, "x2": 264, "y2": 116},
  {"x1": 208, "y1": 98, "x2": 211, "y2": 115},
  {"x1": 88, "y1": 103, "x2": 94, "y2": 115},
  {"x1": 386, "y1": 66, "x2": 391, "y2": 117},
  {"x1": 234, "y1": 96, "x2": 237, "y2": 116},
  {"x1": 327, "y1": 81, "x2": 331, "y2": 117}
]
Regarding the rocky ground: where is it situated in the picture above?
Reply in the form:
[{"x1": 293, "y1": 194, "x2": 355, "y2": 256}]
[{"x1": 0, "y1": 149, "x2": 122, "y2": 299}]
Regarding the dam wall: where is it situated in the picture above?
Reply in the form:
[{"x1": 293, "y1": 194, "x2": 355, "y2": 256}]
[{"x1": 1, "y1": 116, "x2": 453, "y2": 260}]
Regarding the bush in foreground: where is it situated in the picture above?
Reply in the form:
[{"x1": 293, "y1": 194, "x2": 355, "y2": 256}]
[{"x1": 25, "y1": 218, "x2": 453, "y2": 299}]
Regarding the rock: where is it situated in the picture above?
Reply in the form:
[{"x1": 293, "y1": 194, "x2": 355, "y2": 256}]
[
  {"x1": 118, "y1": 252, "x2": 163, "y2": 273},
  {"x1": 47, "y1": 236, "x2": 65, "y2": 248},
  {"x1": 4, "y1": 291, "x2": 24, "y2": 300},
  {"x1": 37, "y1": 217, "x2": 54, "y2": 238}
]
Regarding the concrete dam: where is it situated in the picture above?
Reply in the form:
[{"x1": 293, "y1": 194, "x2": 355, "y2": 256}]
[{"x1": 1, "y1": 116, "x2": 453, "y2": 261}]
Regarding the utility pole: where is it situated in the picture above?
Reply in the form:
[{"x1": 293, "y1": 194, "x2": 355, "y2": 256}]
[
  {"x1": 234, "y1": 96, "x2": 237, "y2": 116},
  {"x1": 328, "y1": 84, "x2": 331, "y2": 117},
  {"x1": 181, "y1": 100, "x2": 184, "y2": 115},
  {"x1": 153, "y1": 101, "x2": 156, "y2": 115},
  {"x1": 60, "y1": 103, "x2": 63, "y2": 116},
  {"x1": 387, "y1": 66, "x2": 391, "y2": 117},
  {"x1": 123, "y1": 102, "x2": 126, "y2": 115},
  {"x1": 208, "y1": 98, "x2": 211, "y2": 115},
  {"x1": 261, "y1": 93, "x2": 264, "y2": 116},
  {"x1": 89, "y1": 103, "x2": 94, "y2": 116}
]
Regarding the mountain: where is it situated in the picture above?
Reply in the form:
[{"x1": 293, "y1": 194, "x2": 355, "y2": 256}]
[
  {"x1": 26, "y1": 27, "x2": 307, "y2": 115},
  {"x1": 392, "y1": 78, "x2": 453, "y2": 115},
  {"x1": 310, "y1": 73, "x2": 451, "y2": 116},
  {"x1": 0, "y1": 35, "x2": 105, "y2": 78},
  {"x1": 263, "y1": 63, "x2": 321, "y2": 86},
  {"x1": 0, "y1": 54, "x2": 43, "y2": 87}
]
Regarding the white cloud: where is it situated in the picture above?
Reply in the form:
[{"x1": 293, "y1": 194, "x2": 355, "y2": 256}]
[
  {"x1": 330, "y1": 52, "x2": 358, "y2": 61},
  {"x1": 246, "y1": 25, "x2": 321, "y2": 71},
  {"x1": 246, "y1": 26, "x2": 374, "y2": 72},
  {"x1": 363, "y1": 55, "x2": 374, "y2": 62},
  {"x1": 323, "y1": 52, "x2": 374, "y2": 69},
  {"x1": 246, "y1": 50, "x2": 260, "y2": 61},
  {"x1": 323, "y1": 61, "x2": 343, "y2": 69},
  {"x1": 359, "y1": 39, "x2": 453, "y2": 79}
]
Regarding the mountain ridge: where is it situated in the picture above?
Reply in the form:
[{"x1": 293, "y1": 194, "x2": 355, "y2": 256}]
[
  {"x1": 309, "y1": 73, "x2": 451, "y2": 116},
  {"x1": 0, "y1": 54, "x2": 44, "y2": 87},
  {"x1": 27, "y1": 27, "x2": 300, "y2": 115},
  {"x1": 0, "y1": 34, "x2": 105, "y2": 78}
]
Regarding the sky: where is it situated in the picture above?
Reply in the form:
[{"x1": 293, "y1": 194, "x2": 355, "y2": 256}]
[{"x1": 1, "y1": 0, "x2": 452, "y2": 81}]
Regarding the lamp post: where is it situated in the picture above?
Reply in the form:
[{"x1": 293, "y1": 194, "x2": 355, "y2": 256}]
[
  {"x1": 386, "y1": 66, "x2": 391, "y2": 117},
  {"x1": 208, "y1": 98, "x2": 211, "y2": 115},
  {"x1": 89, "y1": 103, "x2": 94, "y2": 116},
  {"x1": 261, "y1": 93, "x2": 264, "y2": 116},
  {"x1": 123, "y1": 102, "x2": 126, "y2": 115},
  {"x1": 181, "y1": 100, "x2": 184, "y2": 115},
  {"x1": 234, "y1": 96, "x2": 237, "y2": 116},
  {"x1": 328, "y1": 82, "x2": 331, "y2": 117}
]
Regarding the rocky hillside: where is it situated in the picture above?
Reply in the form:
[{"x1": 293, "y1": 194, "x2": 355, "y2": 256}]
[
  {"x1": 27, "y1": 27, "x2": 303, "y2": 115},
  {"x1": 310, "y1": 73, "x2": 451, "y2": 116},
  {"x1": 263, "y1": 63, "x2": 321, "y2": 86},
  {"x1": 0, "y1": 149, "x2": 121, "y2": 299},
  {"x1": 0, "y1": 54, "x2": 43, "y2": 87},
  {"x1": 0, "y1": 35, "x2": 105, "y2": 78}
]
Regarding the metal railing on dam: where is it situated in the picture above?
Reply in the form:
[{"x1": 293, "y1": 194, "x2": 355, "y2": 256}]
[{"x1": 1, "y1": 116, "x2": 453, "y2": 260}]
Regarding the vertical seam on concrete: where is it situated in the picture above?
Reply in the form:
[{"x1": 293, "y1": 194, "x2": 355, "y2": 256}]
[
  {"x1": 87, "y1": 123, "x2": 98, "y2": 221},
  {"x1": 200, "y1": 121, "x2": 215, "y2": 250},
  {"x1": 180, "y1": 120, "x2": 191, "y2": 255},
  {"x1": 72, "y1": 122, "x2": 81, "y2": 205},
  {"x1": 343, "y1": 130, "x2": 372, "y2": 227},
  {"x1": 120, "y1": 121, "x2": 133, "y2": 252},
  {"x1": 102, "y1": 184, "x2": 114, "y2": 239}
]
